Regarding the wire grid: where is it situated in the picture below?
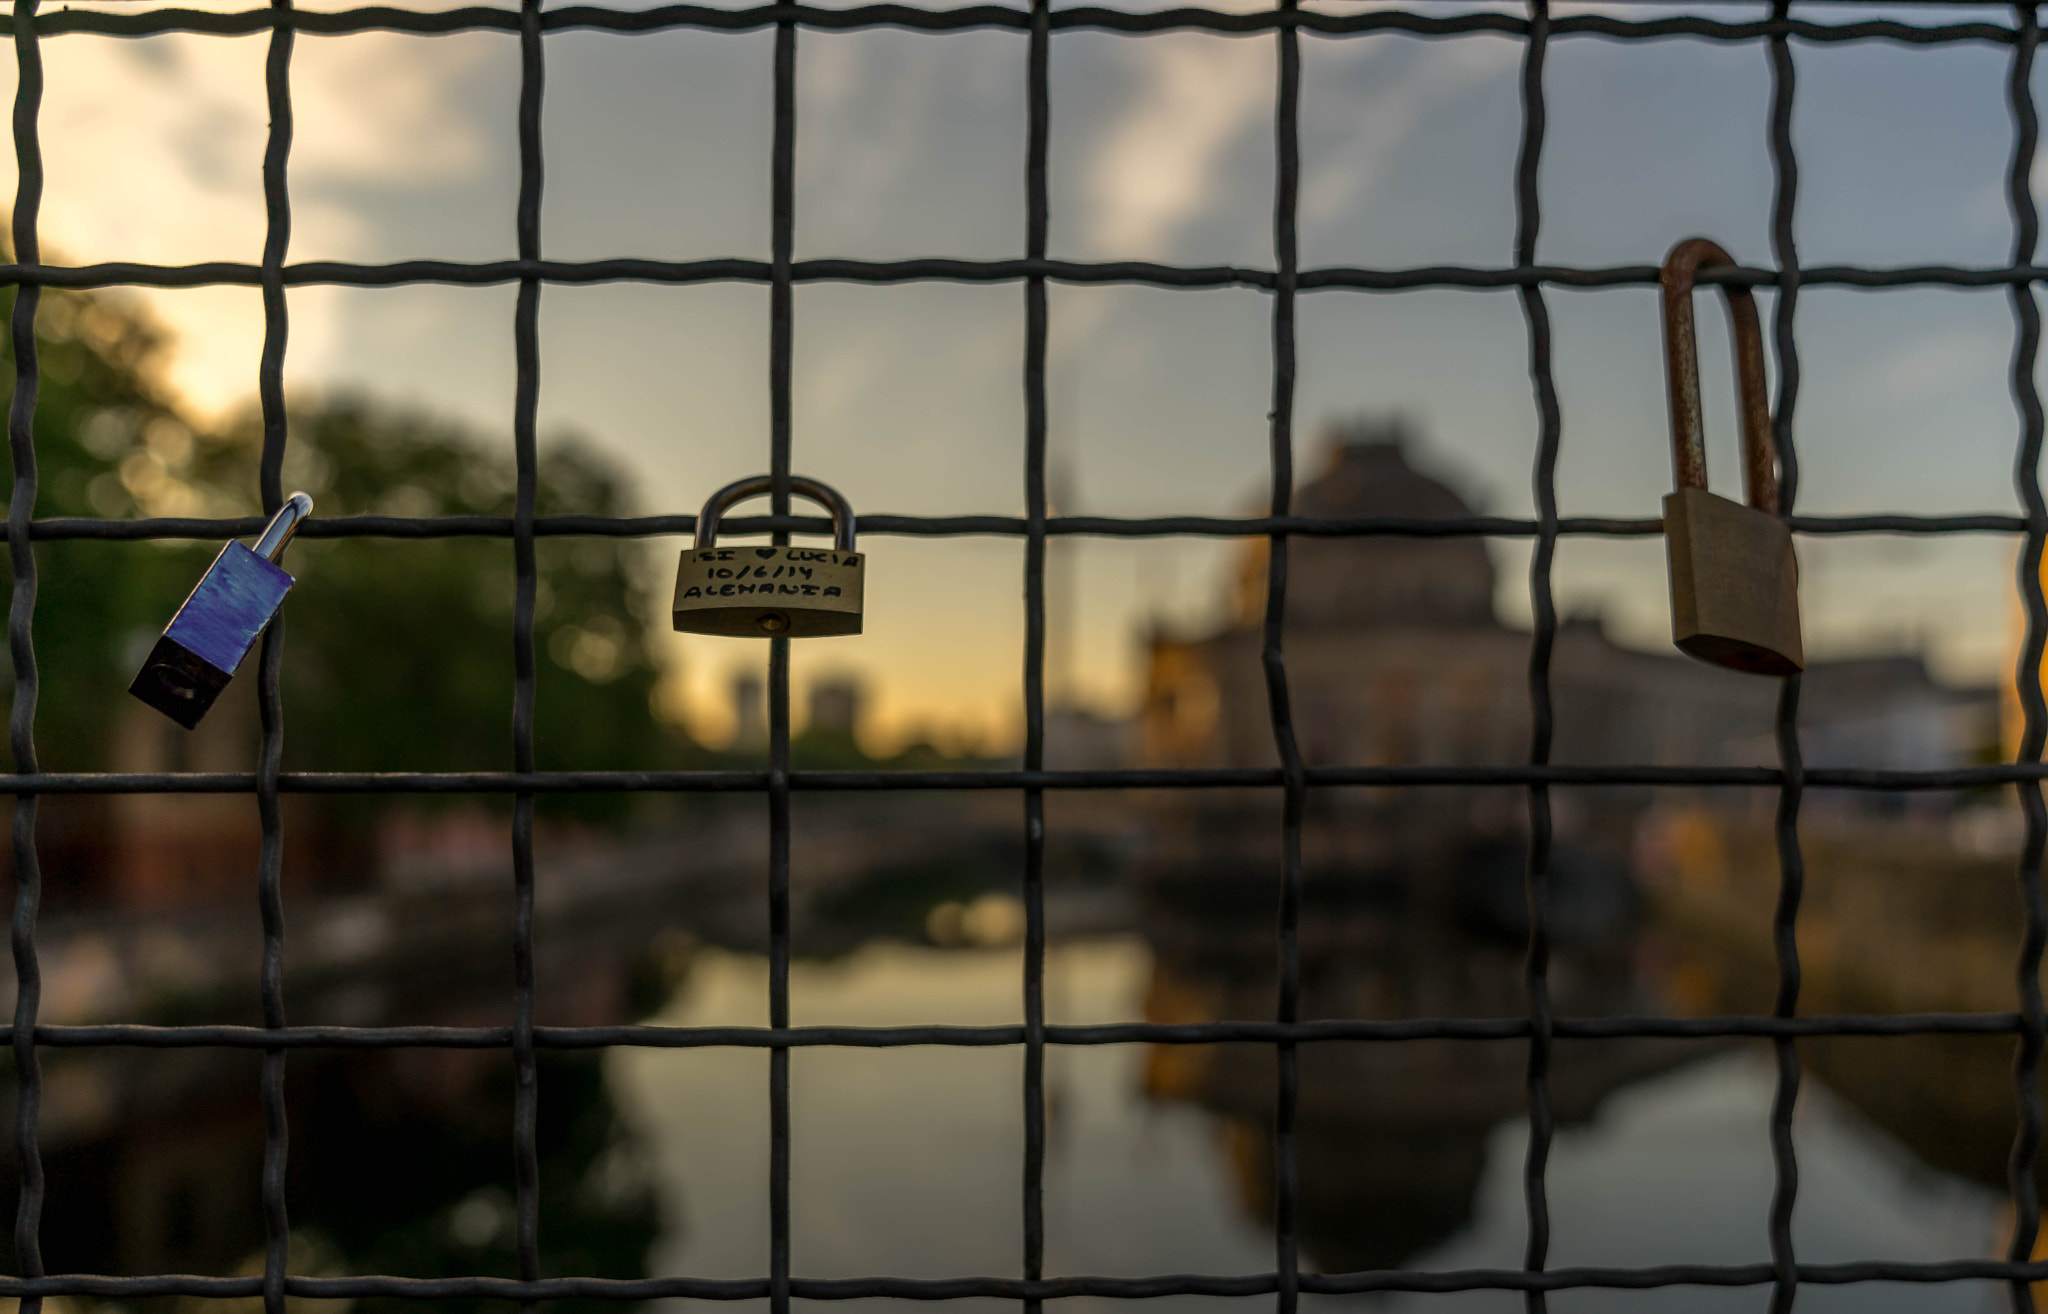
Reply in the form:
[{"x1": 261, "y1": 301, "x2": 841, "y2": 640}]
[{"x1": 0, "y1": 0, "x2": 2045, "y2": 1310}]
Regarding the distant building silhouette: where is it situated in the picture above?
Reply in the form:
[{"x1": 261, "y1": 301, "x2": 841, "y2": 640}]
[
  {"x1": 1142, "y1": 417, "x2": 1994, "y2": 788},
  {"x1": 807, "y1": 675, "x2": 864, "y2": 739},
  {"x1": 1043, "y1": 705, "x2": 1132, "y2": 771},
  {"x1": 731, "y1": 671, "x2": 766, "y2": 751}
]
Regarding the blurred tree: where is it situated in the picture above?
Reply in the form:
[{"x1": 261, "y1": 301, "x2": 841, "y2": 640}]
[
  {"x1": 219, "y1": 397, "x2": 688, "y2": 791},
  {"x1": 0, "y1": 282, "x2": 693, "y2": 798},
  {"x1": 0, "y1": 281, "x2": 201, "y2": 770}
]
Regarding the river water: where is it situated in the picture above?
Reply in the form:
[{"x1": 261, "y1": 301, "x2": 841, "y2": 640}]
[{"x1": 612, "y1": 938, "x2": 2011, "y2": 1314}]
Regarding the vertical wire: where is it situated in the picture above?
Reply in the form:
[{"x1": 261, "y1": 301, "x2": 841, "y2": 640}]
[
  {"x1": 256, "y1": 3, "x2": 295, "y2": 1311},
  {"x1": 1021, "y1": 0, "x2": 1050, "y2": 1309},
  {"x1": 2008, "y1": 6, "x2": 2046, "y2": 1311},
  {"x1": 1764, "y1": 6, "x2": 1806, "y2": 1312},
  {"x1": 5, "y1": 0, "x2": 40, "y2": 1300},
  {"x1": 1512, "y1": 4, "x2": 1557, "y2": 1310},
  {"x1": 768, "y1": 16, "x2": 796, "y2": 1314},
  {"x1": 512, "y1": 0, "x2": 545, "y2": 1296},
  {"x1": 1262, "y1": 4, "x2": 1303, "y2": 1312}
]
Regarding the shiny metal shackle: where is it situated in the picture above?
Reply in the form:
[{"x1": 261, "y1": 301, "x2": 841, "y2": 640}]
[
  {"x1": 251, "y1": 491, "x2": 315, "y2": 562},
  {"x1": 695, "y1": 476, "x2": 856, "y2": 552},
  {"x1": 1660, "y1": 238, "x2": 1779, "y2": 515}
]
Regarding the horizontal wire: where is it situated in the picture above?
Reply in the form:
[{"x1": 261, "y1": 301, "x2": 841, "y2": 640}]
[
  {"x1": 17, "y1": 511, "x2": 2028, "y2": 542},
  {"x1": 2, "y1": 259, "x2": 2045, "y2": 292},
  {"x1": 0, "y1": 1259, "x2": 2042, "y2": 1300},
  {"x1": 0, "y1": 5, "x2": 2024, "y2": 43},
  {"x1": 2, "y1": 1013, "x2": 2024, "y2": 1050},
  {"x1": 0, "y1": 763, "x2": 2031, "y2": 793}
]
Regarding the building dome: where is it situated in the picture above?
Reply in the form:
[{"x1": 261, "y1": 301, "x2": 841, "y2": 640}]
[{"x1": 1234, "y1": 418, "x2": 1498, "y2": 630}]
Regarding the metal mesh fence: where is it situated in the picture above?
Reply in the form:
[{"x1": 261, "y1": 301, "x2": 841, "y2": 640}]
[{"x1": 1, "y1": 0, "x2": 2045, "y2": 1310}]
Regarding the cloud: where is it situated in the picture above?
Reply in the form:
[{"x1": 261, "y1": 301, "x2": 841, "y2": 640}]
[
  {"x1": 1047, "y1": 36, "x2": 1272, "y2": 372},
  {"x1": 1298, "y1": 38, "x2": 1516, "y2": 230},
  {"x1": 798, "y1": 35, "x2": 951, "y2": 240},
  {"x1": 1060, "y1": 30, "x2": 1510, "y2": 386},
  {"x1": 292, "y1": 34, "x2": 490, "y2": 187},
  {"x1": 1081, "y1": 36, "x2": 1270, "y2": 261},
  {"x1": 1865, "y1": 326, "x2": 2007, "y2": 403},
  {"x1": 0, "y1": 31, "x2": 490, "y2": 421}
]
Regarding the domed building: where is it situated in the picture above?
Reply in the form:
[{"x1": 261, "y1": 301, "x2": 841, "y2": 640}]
[
  {"x1": 1133, "y1": 415, "x2": 1995, "y2": 998},
  {"x1": 1143, "y1": 417, "x2": 1777, "y2": 778},
  {"x1": 1132, "y1": 418, "x2": 1797, "y2": 1049},
  {"x1": 1228, "y1": 427, "x2": 1498, "y2": 634}
]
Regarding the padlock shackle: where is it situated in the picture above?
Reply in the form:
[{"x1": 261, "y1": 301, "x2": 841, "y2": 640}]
[
  {"x1": 1661, "y1": 238, "x2": 1779, "y2": 516},
  {"x1": 250, "y1": 491, "x2": 314, "y2": 563},
  {"x1": 695, "y1": 475, "x2": 856, "y2": 552}
]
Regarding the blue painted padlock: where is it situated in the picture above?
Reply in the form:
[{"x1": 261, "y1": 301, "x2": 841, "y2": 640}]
[{"x1": 129, "y1": 492, "x2": 313, "y2": 730}]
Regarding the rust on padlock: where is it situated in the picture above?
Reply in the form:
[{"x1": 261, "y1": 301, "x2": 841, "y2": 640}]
[
  {"x1": 673, "y1": 475, "x2": 864, "y2": 638},
  {"x1": 1660, "y1": 238, "x2": 1803, "y2": 677}
]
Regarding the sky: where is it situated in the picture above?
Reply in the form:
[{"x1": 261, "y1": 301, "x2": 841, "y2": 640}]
[{"x1": 0, "y1": 0, "x2": 2039, "y2": 749}]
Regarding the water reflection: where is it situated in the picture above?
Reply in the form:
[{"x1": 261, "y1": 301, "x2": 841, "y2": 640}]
[
  {"x1": 614, "y1": 940, "x2": 1274, "y2": 1314},
  {"x1": 1136, "y1": 797, "x2": 1679, "y2": 1269},
  {"x1": 0, "y1": 914, "x2": 2026, "y2": 1314},
  {"x1": 13, "y1": 1047, "x2": 656, "y2": 1314},
  {"x1": 1392, "y1": 1051, "x2": 2000, "y2": 1313},
  {"x1": 614, "y1": 939, "x2": 2004, "y2": 1314},
  {"x1": 4, "y1": 817, "x2": 2032, "y2": 1314}
]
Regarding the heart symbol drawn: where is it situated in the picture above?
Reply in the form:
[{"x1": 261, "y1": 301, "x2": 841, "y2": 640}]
[{"x1": 755, "y1": 548, "x2": 778, "y2": 559}]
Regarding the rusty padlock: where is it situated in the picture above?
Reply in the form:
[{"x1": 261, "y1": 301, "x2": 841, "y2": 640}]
[
  {"x1": 129, "y1": 491, "x2": 315, "y2": 729},
  {"x1": 1659, "y1": 238, "x2": 1803, "y2": 677},
  {"x1": 673, "y1": 475, "x2": 863, "y2": 637}
]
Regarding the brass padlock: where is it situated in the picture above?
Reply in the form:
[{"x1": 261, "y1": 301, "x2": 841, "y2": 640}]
[
  {"x1": 673, "y1": 475, "x2": 863, "y2": 637},
  {"x1": 1659, "y1": 237, "x2": 1803, "y2": 677}
]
